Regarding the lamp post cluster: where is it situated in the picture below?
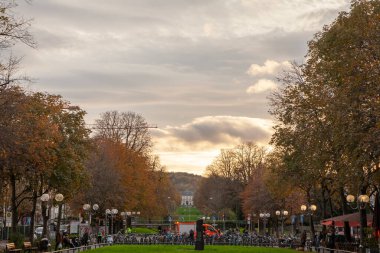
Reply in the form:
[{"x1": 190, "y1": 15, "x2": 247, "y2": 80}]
[
  {"x1": 40, "y1": 193, "x2": 64, "y2": 239},
  {"x1": 120, "y1": 211, "x2": 140, "y2": 231},
  {"x1": 275, "y1": 210, "x2": 288, "y2": 236},
  {"x1": 259, "y1": 212, "x2": 270, "y2": 235},
  {"x1": 346, "y1": 194, "x2": 369, "y2": 209},
  {"x1": 106, "y1": 208, "x2": 118, "y2": 235},
  {"x1": 82, "y1": 203, "x2": 99, "y2": 225},
  {"x1": 300, "y1": 204, "x2": 317, "y2": 239},
  {"x1": 346, "y1": 193, "x2": 370, "y2": 250}
]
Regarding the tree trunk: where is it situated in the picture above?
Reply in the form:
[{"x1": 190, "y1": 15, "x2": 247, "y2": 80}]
[
  {"x1": 306, "y1": 190, "x2": 316, "y2": 240},
  {"x1": 29, "y1": 191, "x2": 37, "y2": 242},
  {"x1": 340, "y1": 186, "x2": 349, "y2": 215},
  {"x1": 41, "y1": 200, "x2": 49, "y2": 238},
  {"x1": 10, "y1": 173, "x2": 17, "y2": 233}
]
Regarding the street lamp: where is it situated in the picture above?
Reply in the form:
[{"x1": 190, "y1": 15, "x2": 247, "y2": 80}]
[
  {"x1": 346, "y1": 194, "x2": 369, "y2": 209},
  {"x1": 106, "y1": 208, "x2": 118, "y2": 235},
  {"x1": 346, "y1": 194, "x2": 370, "y2": 250},
  {"x1": 40, "y1": 193, "x2": 50, "y2": 238},
  {"x1": 54, "y1": 194, "x2": 64, "y2": 239},
  {"x1": 275, "y1": 210, "x2": 288, "y2": 236},
  {"x1": 83, "y1": 203, "x2": 99, "y2": 225},
  {"x1": 300, "y1": 204, "x2": 317, "y2": 239},
  {"x1": 259, "y1": 212, "x2": 270, "y2": 235}
]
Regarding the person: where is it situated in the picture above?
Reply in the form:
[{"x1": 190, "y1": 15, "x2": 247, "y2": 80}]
[
  {"x1": 189, "y1": 229, "x2": 194, "y2": 243},
  {"x1": 62, "y1": 232, "x2": 75, "y2": 248},
  {"x1": 39, "y1": 238, "x2": 50, "y2": 251},
  {"x1": 97, "y1": 231, "x2": 102, "y2": 244},
  {"x1": 82, "y1": 230, "x2": 89, "y2": 246},
  {"x1": 301, "y1": 230, "x2": 307, "y2": 249},
  {"x1": 315, "y1": 232, "x2": 321, "y2": 252},
  {"x1": 55, "y1": 231, "x2": 63, "y2": 250},
  {"x1": 127, "y1": 227, "x2": 132, "y2": 234}
]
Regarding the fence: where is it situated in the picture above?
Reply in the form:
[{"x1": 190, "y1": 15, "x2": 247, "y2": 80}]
[
  {"x1": 319, "y1": 247, "x2": 358, "y2": 253},
  {"x1": 50, "y1": 243, "x2": 109, "y2": 253}
]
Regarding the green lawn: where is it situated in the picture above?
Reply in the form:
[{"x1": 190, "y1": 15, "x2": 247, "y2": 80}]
[
  {"x1": 131, "y1": 227, "x2": 158, "y2": 234},
  {"x1": 175, "y1": 206, "x2": 203, "y2": 222},
  {"x1": 86, "y1": 245, "x2": 297, "y2": 253}
]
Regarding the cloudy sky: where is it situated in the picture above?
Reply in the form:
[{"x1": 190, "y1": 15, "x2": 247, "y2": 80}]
[{"x1": 16, "y1": 0, "x2": 350, "y2": 175}]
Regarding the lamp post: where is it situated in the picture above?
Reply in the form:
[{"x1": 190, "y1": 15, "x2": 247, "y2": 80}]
[
  {"x1": 276, "y1": 210, "x2": 288, "y2": 236},
  {"x1": 259, "y1": 212, "x2": 270, "y2": 235},
  {"x1": 346, "y1": 194, "x2": 370, "y2": 250},
  {"x1": 83, "y1": 203, "x2": 99, "y2": 225},
  {"x1": 106, "y1": 208, "x2": 118, "y2": 235},
  {"x1": 54, "y1": 194, "x2": 64, "y2": 238},
  {"x1": 300, "y1": 204, "x2": 317, "y2": 239},
  {"x1": 40, "y1": 193, "x2": 50, "y2": 238}
]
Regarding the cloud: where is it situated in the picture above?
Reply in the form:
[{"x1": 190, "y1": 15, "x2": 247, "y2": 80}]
[
  {"x1": 151, "y1": 115, "x2": 273, "y2": 174},
  {"x1": 246, "y1": 79, "x2": 277, "y2": 94},
  {"x1": 13, "y1": 0, "x2": 351, "y2": 174},
  {"x1": 152, "y1": 116, "x2": 273, "y2": 152},
  {"x1": 247, "y1": 60, "x2": 291, "y2": 76}
]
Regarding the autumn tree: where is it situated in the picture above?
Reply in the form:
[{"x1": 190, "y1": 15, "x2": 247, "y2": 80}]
[
  {"x1": 0, "y1": 87, "x2": 91, "y2": 239},
  {"x1": 199, "y1": 142, "x2": 266, "y2": 219},
  {"x1": 94, "y1": 111, "x2": 152, "y2": 155},
  {"x1": 84, "y1": 111, "x2": 177, "y2": 221},
  {"x1": 270, "y1": 0, "x2": 380, "y2": 242},
  {"x1": 194, "y1": 174, "x2": 239, "y2": 220}
]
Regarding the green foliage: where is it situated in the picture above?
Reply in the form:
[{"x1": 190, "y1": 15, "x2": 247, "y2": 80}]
[
  {"x1": 9, "y1": 232, "x2": 24, "y2": 248},
  {"x1": 362, "y1": 227, "x2": 378, "y2": 248},
  {"x1": 270, "y1": 0, "x2": 380, "y2": 220}
]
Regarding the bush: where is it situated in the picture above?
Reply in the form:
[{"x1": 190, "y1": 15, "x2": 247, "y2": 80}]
[{"x1": 9, "y1": 232, "x2": 24, "y2": 248}]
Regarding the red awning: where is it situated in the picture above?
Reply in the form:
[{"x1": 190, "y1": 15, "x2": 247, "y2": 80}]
[{"x1": 321, "y1": 212, "x2": 373, "y2": 227}]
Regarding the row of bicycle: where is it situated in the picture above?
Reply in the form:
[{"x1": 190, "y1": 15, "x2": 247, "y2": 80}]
[{"x1": 111, "y1": 233, "x2": 302, "y2": 247}]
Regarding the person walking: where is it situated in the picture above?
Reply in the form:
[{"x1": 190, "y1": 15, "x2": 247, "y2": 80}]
[
  {"x1": 55, "y1": 231, "x2": 63, "y2": 250},
  {"x1": 97, "y1": 231, "x2": 102, "y2": 244}
]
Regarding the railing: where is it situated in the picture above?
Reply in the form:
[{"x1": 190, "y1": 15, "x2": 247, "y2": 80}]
[
  {"x1": 319, "y1": 246, "x2": 358, "y2": 253},
  {"x1": 50, "y1": 243, "x2": 110, "y2": 253}
]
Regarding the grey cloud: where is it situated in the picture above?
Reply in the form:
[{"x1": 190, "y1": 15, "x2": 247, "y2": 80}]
[
  {"x1": 11, "y1": 0, "x2": 351, "y2": 173},
  {"x1": 153, "y1": 116, "x2": 273, "y2": 147}
]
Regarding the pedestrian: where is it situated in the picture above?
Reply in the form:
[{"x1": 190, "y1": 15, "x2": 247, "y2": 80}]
[
  {"x1": 55, "y1": 232, "x2": 63, "y2": 250},
  {"x1": 301, "y1": 230, "x2": 307, "y2": 249},
  {"x1": 97, "y1": 231, "x2": 102, "y2": 244},
  {"x1": 189, "y1": 229, "x2": 194, "y2": 243},
  {"x1": 82, "y1": 230, "x2": 89, "y2": 246}
]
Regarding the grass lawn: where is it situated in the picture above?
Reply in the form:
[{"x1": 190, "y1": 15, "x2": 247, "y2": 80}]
[
  {"x1": 131, "y1": 227, "x2": 158, "y2": 234},
  {"x1": 86, "y1": 245, "x2": 297, "y2": 253},
  {"x1": 176, "y1": 206, "x2": 204, "y2": 222}
]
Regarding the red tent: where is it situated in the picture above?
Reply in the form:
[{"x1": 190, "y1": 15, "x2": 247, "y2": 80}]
[{"x1": 321, "y1": 212, "x2": 373, "y2": 227}]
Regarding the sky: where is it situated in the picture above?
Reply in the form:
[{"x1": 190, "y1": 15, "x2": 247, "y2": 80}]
[{"x1": 15, "y1": 0, "x2": 350, "y2": 175}]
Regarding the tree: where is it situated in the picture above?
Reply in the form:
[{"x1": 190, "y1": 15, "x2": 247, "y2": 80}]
[
  {"x1": 0, "y1": 87, "x2": 91, "y2": 239},
  {"x1": 82, "y1": 116, "x2": 177, "y2": 221},
  {"x1": 270, "y1": 0, "x2": 380, "y2": 243},
  {"x1": 0, "y1": 0, "x2": 35, "y2": 90},
  {"x1": 94, "y1": 111, "x2": 152, "y2": 155},
  {"x1": 201, "y1": 142, "x2": 266, "y2": 219}
]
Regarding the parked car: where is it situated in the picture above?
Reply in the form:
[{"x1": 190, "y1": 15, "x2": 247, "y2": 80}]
[{"x1": 34, "y1": 226, "x2": 43, "y2": 238}]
